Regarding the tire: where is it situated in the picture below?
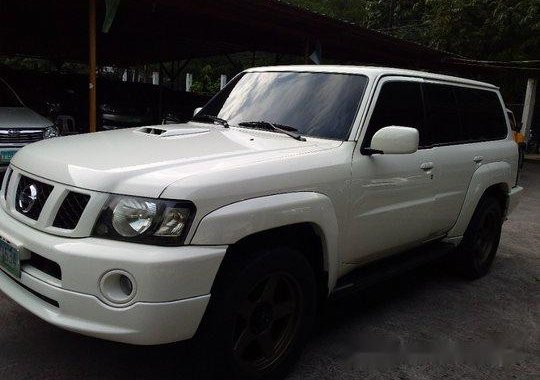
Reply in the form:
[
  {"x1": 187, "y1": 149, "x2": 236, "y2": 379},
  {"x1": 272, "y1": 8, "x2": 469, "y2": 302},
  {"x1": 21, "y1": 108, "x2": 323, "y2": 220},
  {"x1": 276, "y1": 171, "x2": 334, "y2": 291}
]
[
  {"x1": 454, "y1": 196, "x2": 504, "y2": 280},
  {"x1": 193, "y1": 245, "x2": 317, "y2": 380}
]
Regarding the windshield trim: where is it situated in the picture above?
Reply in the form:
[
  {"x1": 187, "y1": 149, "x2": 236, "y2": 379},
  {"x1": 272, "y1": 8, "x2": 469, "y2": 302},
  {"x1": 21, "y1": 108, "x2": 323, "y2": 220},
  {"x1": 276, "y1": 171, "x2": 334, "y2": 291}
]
[{"x1": 195, "y1": 70, "x2": 370, "y2": 142}]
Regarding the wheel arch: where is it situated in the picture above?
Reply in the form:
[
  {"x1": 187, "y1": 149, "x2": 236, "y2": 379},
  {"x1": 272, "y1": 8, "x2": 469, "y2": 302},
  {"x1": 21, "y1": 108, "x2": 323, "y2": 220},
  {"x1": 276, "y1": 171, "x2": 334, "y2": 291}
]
[
  {"x1": 447, "y1": 162, "x2": 512, "y2": 238},
  {"x1": 227, "y1": 223, "x2": 329, "y2": 303},
  {"x1": 190, "y1": 192, "x2": 340, "y2": 293},
  {"x1": 482, "y1": 182, "x2": 510, "y2": 215}
]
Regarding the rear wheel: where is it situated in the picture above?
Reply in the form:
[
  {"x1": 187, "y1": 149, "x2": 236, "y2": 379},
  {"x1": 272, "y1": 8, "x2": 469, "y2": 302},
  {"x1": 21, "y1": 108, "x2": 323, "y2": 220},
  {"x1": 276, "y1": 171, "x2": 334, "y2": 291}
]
[
  {"x1": 454, "y1": 196, "x2": 504, "y2": 279},
  {"x1": 194, "y1": 245, "x2": 317, "y2": 379}
]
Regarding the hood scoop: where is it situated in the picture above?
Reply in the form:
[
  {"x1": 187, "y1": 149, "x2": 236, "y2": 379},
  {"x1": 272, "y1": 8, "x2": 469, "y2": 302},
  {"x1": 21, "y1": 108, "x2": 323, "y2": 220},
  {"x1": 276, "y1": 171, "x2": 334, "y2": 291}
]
[{"x1": 136, "y1": 126, "x2": 210, "y2": 138}]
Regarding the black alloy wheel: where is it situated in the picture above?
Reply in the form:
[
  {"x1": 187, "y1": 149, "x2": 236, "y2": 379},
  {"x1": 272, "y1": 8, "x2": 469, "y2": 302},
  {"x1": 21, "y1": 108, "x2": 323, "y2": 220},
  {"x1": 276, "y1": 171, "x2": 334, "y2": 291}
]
[
  {"x1": 194, "y1": 245, "x2": 317, "y2": 380},
  {"x1": 232, "y1": 272, "x2": 302, "y2": 372},
  {"x1": 455, "y1": 195, "x2": 503, "y2": 279}
]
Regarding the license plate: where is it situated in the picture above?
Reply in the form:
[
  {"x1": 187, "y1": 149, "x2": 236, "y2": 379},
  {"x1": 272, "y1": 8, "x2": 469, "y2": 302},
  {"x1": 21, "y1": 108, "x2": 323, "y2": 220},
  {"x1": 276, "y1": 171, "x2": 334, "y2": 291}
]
[
  {"x1": 0, "y1": 236, "x2": 20, "y2": 278},
  {"x1": 0, "y1": 150, "x2": 17, "y2": 165}
]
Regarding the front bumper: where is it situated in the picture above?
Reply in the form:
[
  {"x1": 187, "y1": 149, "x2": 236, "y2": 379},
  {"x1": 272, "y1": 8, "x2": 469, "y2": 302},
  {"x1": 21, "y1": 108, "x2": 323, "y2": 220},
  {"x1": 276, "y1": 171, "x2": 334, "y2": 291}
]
[{"x1": 0, "y1": 205, "x2": 227, "y2": 345}]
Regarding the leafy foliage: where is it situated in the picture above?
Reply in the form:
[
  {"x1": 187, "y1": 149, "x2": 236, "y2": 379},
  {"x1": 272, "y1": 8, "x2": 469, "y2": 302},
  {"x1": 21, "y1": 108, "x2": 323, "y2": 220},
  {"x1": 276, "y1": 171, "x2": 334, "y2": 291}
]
[
  {"x1": 190, "y1": 64, "x2": 221, "y2": 94},
  {"x1": 287, "y1": 0, "x2": 539, "y2": 60}
]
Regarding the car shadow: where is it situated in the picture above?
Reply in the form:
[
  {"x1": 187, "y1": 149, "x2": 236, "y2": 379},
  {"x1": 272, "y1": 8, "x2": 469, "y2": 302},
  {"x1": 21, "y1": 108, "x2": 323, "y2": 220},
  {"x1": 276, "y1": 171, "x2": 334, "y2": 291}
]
[{"x1": 2, "y1": 257, "x2": 463, "y2": 380}]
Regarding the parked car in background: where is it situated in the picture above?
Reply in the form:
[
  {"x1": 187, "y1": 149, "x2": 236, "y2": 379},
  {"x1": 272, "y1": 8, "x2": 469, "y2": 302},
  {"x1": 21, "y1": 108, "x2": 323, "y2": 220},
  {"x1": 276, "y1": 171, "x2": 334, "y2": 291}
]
[
  {"x1": 1, "y1": 68, "x2": 215, "y2": 134},
  {"x1": 98, "y1": 82, "x2": 159, "y2": 130},
  {"x1": 161, "y1": 89, "x2": 212, "y2": 124},
  {"x1": 0, "y1": 77, "x2": 58, "y2": 177},
  {"x1": 98, "y1": 83, "x2": 213, "y2": 130},
  {"x1": 1, "y1": 69, "x2": 87, "y2": 135}
]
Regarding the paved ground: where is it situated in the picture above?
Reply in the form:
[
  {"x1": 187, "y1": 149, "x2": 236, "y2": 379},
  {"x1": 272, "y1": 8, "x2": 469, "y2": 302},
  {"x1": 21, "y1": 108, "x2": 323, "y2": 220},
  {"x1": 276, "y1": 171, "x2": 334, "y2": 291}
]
[{"x1": 1, "y1": 164, "x2": 538, "y2": 380}]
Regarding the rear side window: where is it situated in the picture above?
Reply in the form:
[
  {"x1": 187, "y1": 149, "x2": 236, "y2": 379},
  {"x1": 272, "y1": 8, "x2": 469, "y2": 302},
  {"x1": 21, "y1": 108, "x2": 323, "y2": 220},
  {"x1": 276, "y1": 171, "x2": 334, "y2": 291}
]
[
  {"x1": 456, "y1": 88, "x2": 507, "y2": 141},
  {"x1": 424, "y1": 83, "x2": 465, "y2": 145},
  {"x1": 364, "y1": 81, "x2": 427, "y2": 147}
]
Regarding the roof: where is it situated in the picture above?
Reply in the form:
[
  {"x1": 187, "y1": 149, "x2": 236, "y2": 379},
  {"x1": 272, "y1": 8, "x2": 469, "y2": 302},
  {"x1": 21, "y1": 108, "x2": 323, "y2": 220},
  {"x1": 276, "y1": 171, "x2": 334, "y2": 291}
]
[
  {"x1": 0, "y1": 0, "x2": 451, "y2": 66},
  {"x1": 247, "y1": 65, "x2": 498, "y2": 89},
  {"x1": 1, "y1": 0, "x2": 537, "y2": 76}
]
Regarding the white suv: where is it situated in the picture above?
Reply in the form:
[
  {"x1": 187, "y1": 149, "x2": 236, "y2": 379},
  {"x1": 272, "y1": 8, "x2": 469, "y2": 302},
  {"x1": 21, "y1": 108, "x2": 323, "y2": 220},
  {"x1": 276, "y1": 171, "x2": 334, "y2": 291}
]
[{"x1": 0, "y1": 66, "x2": 522, "y2": 379}]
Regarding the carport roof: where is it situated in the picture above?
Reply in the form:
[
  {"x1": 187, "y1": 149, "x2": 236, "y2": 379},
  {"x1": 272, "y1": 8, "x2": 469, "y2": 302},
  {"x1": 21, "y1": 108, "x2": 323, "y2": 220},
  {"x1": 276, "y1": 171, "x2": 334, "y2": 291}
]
[{"x1": 1, "y1": 0, "x2": 538, "y2": 75}]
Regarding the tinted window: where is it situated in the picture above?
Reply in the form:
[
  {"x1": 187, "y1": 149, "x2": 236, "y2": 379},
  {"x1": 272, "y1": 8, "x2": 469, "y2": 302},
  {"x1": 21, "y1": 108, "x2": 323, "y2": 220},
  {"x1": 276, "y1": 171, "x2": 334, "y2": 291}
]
[
  {"x1": 0, "y1": 80, "x2": 23, "y2": 107},
  {"x1": 199, "y1": 72, "x2": 368, "y2": 140},
  {"x1": 424, "y1": 83, "x2": 465, "y2": 145},
  {"x1": 456, "y1": 87, "x2": 507, "y2": 141},
  {"x1": 364, "y1": 81, "x2": 426, "y2": 147}
]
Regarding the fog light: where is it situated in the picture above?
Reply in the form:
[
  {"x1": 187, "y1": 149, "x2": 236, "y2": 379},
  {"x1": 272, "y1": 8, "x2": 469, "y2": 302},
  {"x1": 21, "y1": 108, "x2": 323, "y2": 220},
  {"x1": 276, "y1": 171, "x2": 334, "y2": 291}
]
[{"x1": 99, "y1": 270, "x2": 137, "y2": 305}]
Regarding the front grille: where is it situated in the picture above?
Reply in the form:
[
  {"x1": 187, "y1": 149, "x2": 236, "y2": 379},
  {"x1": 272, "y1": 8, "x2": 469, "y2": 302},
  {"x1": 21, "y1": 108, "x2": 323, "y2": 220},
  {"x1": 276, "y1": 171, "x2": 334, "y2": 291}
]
[
  {"x1": 0, "y1": 129, "x2": 44, "y2": 145},
  {"x1": 53, "y1": 191, "x2": 90, "y2": 230},
  {"x1": 15, "y1": 175, "x2": 54, "y2": 220}
]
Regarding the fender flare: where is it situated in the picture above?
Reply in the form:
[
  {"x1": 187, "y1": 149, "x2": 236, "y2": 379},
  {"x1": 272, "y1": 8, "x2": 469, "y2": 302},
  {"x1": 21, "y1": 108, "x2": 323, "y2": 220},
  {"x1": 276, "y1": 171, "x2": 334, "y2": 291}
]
[
  {"x1": 446, "y1": 161, "x2": 511, "y2": 238},
  {"x1": 190, "y1": 192, "x2": 340, "y2": 291}
]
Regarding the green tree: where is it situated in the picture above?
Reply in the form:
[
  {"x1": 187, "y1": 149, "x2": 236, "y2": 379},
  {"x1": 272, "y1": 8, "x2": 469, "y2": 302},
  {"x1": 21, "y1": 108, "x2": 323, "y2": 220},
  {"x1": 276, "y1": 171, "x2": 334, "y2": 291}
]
[
  {"x1": 191, "y1": 64, "x2": 221, "y2": 94},
  {"x1": 287, "y1": 0, "x2": 539, "y2": 61}
]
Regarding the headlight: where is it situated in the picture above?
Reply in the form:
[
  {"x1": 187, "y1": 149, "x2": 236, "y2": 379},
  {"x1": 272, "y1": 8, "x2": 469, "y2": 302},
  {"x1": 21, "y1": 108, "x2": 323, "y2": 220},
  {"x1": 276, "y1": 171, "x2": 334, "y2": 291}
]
[
  {"x1": 44, "y1": 125, "x2": 60, "y2": 139},
  {"x1": 93, "y1": 196, "x2": 195, "y2": 246},
  {"x1": 112, "y1": 198, "x2": 157, "y2": 237}
]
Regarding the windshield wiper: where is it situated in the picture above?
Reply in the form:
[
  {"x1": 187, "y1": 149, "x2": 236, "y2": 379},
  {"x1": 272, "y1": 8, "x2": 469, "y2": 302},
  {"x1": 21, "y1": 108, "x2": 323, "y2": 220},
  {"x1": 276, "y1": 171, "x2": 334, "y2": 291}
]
[
  {"x1": 238, "y1": 121, "x2": 306, "y2": 141},
  {"x1": 192, "y1": 114, "x2": 230, "y2": 128}
]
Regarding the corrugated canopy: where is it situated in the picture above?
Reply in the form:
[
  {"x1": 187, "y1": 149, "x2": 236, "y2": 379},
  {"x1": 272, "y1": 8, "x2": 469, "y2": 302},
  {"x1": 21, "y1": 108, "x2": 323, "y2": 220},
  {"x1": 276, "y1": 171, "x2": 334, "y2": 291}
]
[{"x1": 1, "y1": 0, "x2": 538, "y2": 75}]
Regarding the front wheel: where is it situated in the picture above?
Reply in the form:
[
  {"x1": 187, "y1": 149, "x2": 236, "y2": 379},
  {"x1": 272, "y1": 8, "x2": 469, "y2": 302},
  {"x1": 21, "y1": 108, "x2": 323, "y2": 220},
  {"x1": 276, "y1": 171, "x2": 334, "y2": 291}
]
[
  {"x1": 454, "y1": 196, "x2": 504, "y2": 279},
  {"x1": 194, "y1": 245, "x2": 317, "y2": 379}
]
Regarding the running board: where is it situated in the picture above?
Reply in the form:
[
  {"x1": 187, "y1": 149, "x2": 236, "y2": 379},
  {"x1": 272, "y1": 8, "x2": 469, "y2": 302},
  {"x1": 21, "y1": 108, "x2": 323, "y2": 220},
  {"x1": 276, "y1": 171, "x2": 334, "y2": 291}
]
[{"x1": 332, "y1": 242, "x2": 456, "y2": 297}]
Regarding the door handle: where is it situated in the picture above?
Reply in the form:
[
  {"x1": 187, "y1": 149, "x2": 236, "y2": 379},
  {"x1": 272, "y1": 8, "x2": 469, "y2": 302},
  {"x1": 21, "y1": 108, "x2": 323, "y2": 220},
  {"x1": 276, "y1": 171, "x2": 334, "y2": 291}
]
[
  {"x1": 473, "y1": 156, "x2": 484, "y2": 163},
  {"x1": 420, "y1": 162, "x2": 434, "y2": 171}
]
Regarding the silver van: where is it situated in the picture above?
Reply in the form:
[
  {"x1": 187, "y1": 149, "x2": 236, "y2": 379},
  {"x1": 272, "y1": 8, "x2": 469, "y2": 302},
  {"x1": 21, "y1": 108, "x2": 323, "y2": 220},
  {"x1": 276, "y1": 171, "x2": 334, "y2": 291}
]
[{"x1": 0, "y1": 78, "x2": 58, "y2": 174}]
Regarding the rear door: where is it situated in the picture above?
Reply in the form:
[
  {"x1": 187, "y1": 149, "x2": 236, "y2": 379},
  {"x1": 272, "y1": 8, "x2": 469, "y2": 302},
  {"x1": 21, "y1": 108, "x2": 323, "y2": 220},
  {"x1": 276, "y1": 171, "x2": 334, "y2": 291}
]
[{"x1": 426, "y1": 83, "x2": 509, "y2": 236}]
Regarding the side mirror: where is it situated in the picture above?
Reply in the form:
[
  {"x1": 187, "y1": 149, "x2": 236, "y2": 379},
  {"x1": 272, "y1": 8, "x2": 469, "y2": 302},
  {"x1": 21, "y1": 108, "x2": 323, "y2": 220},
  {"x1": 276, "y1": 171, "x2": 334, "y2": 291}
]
[
  {"x1": 368, "y1": 126, "x2": 419, "y2": 155},
  {"x1": 193, "y1": 107, "x2": 203, "y2": 117}
]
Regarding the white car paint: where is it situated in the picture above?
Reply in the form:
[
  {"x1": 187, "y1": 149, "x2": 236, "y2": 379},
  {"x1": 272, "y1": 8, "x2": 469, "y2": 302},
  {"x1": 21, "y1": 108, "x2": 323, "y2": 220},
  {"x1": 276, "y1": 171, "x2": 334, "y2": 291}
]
[
  {"x1": 0, "y1": 78, "x2": 53, "y2": 171},
  {"x1": 0, "y1": 66, "x2": 523, "y2": 345},
  {"x1": 0, "y1": 107, "x2": 51, "y2": 128},
  {"x1": 370, "y1": 126, "x2": 419, "y2": 154},
  {"x1": 191, "y1": 192, "x2": 341, "y2": 289}
]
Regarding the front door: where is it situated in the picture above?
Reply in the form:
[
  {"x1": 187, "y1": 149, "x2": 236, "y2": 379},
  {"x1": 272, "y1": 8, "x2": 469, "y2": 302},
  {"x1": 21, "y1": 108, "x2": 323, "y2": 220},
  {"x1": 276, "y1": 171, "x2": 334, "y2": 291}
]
[{"x1": 345, "y1": 77, "x2": 436, "y2": 263}]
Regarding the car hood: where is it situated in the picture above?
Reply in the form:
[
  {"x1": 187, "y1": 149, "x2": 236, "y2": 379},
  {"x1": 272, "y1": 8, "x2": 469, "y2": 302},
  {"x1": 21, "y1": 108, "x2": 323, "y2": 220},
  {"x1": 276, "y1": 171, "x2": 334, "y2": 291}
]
[
  {"x1": 0, "y1": 107, "x2": 52, "y2": 128},
  {"x1": 11, "y1": 123, "x2": 342, "y2": 198}
]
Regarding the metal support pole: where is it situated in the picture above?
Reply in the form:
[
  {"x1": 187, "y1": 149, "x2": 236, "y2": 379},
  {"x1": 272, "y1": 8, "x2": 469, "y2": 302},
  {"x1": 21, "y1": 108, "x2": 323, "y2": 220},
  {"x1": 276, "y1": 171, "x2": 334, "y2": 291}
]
[
  {"x1": 88, "y1": 0, "x2": 97, "y2": 133},
  {"x1": 172, "y1": 60, "x2": 178, "y2": 90},
  {"x1": 220, "y1": 75, "x2": 228, "y2": 90},
  {"x1": 158, "y1": 63, "x2": 164, "y2": 121},
  {"x1": 304, "y1": 38, "x2": 310, "y2": 64},
  {"x1": 186, "y1": 73, "x2": 193, "y2": 92},
  {"x1": 521, "y1": 78, "x2": 537, "y2": 142}
]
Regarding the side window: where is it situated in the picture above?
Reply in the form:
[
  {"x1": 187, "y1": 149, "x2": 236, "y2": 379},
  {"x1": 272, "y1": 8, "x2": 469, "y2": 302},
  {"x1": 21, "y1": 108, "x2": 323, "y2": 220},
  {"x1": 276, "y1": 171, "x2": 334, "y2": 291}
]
[
  {"x1": 424, "y1": 83, "x2": 465, "y2": 145},
  {"x1": 456, "y1": 88, "x2": 507, "y2": 141},
  {"x1": 364, "y1": 81, "x2": 426, "y2": 147}
]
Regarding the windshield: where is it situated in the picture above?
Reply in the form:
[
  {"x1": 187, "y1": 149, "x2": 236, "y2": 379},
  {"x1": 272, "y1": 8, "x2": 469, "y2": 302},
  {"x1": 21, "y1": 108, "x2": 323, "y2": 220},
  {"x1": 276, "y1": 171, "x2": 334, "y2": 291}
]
[
  {"x1": 0, "y1": 79, "x2": 23, "y2": 107},
  {"x1": 198, "y1": 71, "x2": 368, "y2": 140}
]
